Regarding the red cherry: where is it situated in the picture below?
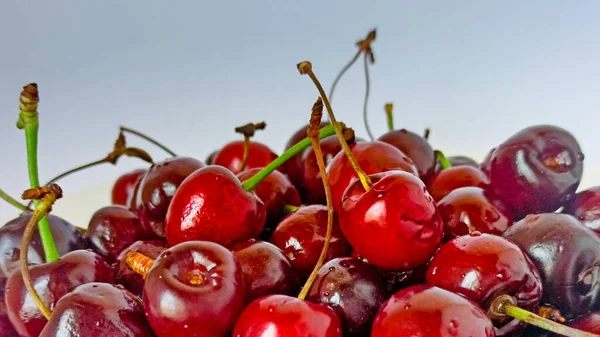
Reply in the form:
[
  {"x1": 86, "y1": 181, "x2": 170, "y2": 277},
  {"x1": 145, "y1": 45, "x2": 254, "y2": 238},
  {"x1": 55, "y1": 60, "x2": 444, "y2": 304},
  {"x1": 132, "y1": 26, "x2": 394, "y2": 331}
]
[
  {"x1": 328, "y1": 141, "x2": 418, "y2": 213},
  {"x1": 371, "y1": 284, "x2": 496, "y2": 337},
  {"x1": 564, "y1": 186, "x2": 600, "y2": 236},
  {"x1": 231, "y1": 294, "x2": 343, "y2": 337},
  {"x1": 281, "y1": 121, "x2": 330, "y2": 178},
  {"x1": 339, "y1": 170, "x2": 443, "y2": 271},
  {"x1": 427, "y1": 165, "x2": 490, "y2": 202},
  {"x1": 213, "y1": 140, "x2": 278, "y2": 174},
  {"x1": 111, "y1": 168, "x2": 147, "y2": 207},
  {"x1": 113, "y1": 239, "x2": 169, "y2": 298},
  {"x1": 165, "y1": 165, "x2": 266, "y2": 247},
  {"x1": 561, "y1": 311, "x2": 600, "y2": 335},
  {"x1": 377, "y1": 128, "x2": 436, "y2": 182}
]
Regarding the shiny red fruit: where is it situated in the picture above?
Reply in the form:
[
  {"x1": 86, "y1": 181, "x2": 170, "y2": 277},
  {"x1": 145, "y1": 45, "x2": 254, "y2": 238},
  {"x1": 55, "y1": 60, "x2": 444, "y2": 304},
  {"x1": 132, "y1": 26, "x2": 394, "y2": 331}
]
[
  {"x1": 232, "y1": 294, "x2": 343, "y2": 337},
  {"x1": 339, "y1": 171, "x2": 443, "y2": 271},
  {"x1": 111, "y1": 168, "x2": 147, "y2": 206},
  {"x1": 564, "y1": 186, "x2": 600, "y2": 236},
  {"x1": 213, "y1": 140, "x2": 278, "y2": 174},
  {"x1": 428, "y1": 165, "x2": 489, "y2": 202},
  {"x1": 377, "y1": 128, "x2": 436, "y2": 182},
  {"x1": 165, "y1": 165, "x2": 266, "y2": 248},
  {"x1": 113, "y1": 239, "x2": 169, "y2": 298}
]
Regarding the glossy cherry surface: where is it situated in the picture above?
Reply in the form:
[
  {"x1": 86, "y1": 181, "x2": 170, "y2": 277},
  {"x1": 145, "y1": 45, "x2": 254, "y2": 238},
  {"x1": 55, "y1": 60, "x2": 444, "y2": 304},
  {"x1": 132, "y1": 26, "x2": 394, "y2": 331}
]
[
  {"x1": 5, "y1": 249, "x2": 115, "y2": 337},
  {"x1": 212, "y1": 140, "x2": 279, "y2": 174},
  {"x1": 306, "y1": 257, "x2": 388, "y2": 337},
  {"x1": 39, "y1": 282, "x2": 155, "y2": 337},
  {"x1": 165, "y1": 165, "x2": 266, "y2": 247},
  {"x1": 350, "y1": 250, "x2": 423, "y2": 295},
  {"x1": 113, "y1": 239, "x2": 168, "y2": 298},
  {"x1": 502, "y1": 213, "x2": 600, "y2": 319},
  {"x1": 133, "y1": 156, "x2": 205, "y2": 238},
  {"x1": 482, "y1": 125, "x2": 584, "y2": 219},
  {"x1": 111, "y1": 168, "x2": 147, "y2": 207},
  {"x1": 327, "y1": 140, "x2": 418, "y2": 213},
  {"x1": 232, "y1": 294, "x2": 343, "y2": 337},
  {"x1": 564, "y1": 186, "x2": 600, "y2": 235},
  {"x1": 428, "y1": 165, "x2": 490, "y2": 202},
  {"x1": 143, "y1": 240, "x2": 246, "y2": 337},
  {"x1": 0, "y1": 277, "x2": 18, "y2": 337},
  {"x1": 370, "y1": 284, "x2": 496, "y2": 337},
  {"x1": 339, "y1": 170, "x2": 443, "y2": 271},
  {"x1": 425, "y1": 232, "x2": 542, "y2": 336},
  {"x1": 230, "y1": 239, "x2": 299, "y2": 303},
  {"x1": 437, "y1": 186, "x2": 512, "y2": 241},
  {"x1": 269, "y1": 205, "x2": 352, "y2": 278},
  {"x1": 377, "y1": 128, "x2": 436, "y2": 182}
]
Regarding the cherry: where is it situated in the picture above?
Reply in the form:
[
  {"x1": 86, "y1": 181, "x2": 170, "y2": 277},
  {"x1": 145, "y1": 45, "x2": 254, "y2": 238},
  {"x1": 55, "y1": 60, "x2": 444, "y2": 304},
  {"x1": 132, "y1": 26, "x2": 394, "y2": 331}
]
[
  {"x1": 436, "y1": 186, "x2": 512, "y2": 241},
  {"x1": 86, "y1": 205, "x2": 148, "y2": 263},
  {"x1": 370, "y1": 284, "x2": 496, "y2": 337},
  {"x1": 502, "y1": 213, "x2": 600, "y2": 319},
  {"x1": 213, "y1": 140, "x2": 279, "y2": 174},
  {"x1": 231, "y1": 294, "x2": 343, "y2": 337},
  {"x1": 111, "y1": 168, "x2": 147, "y2": 207},
  {"x1": 281, "y1": 121, "x2": 330, "y2": 178},
  {"x1": 38, "y1": 282, "x2": 155, "y2": 337},
  {"x1": 564, "y1": 186, "x2": 600, "y2": 236},
  {"x1": 339, "y1": 170, "x2": 443, "y2": 271},
  {"x1": 206, "y1": 150, "x2": 218, "y2": 165},
  {"x1": 427, "y1": 165, "x2": 490, "y2": 202},
  {"x1": 482, "y1": 125, "x2": 584, "y2": 219},
  {"x1": 306, "y1": 257, "x2": 388, "y2": 337},
  {"x1": 4, "y1": 249, "x2": 115, "y2": 337},
  {"x1": 562, "y1": 311, "x2": 600, "y2": 336},
  {"x1": 425, "y1": 232, "x2": 542, "y2": 336},
  {"x1": 377, "y1": 128, "x2": 436, "y2": 182},
  {"x1": 113, "y1": 239, "x2": 168, "y2": 298},
  {"x1": 0, "y1": 277, "x2": 18, "y2": 337},
  {"x1": 138, "y1": 240, "x2": 246, "y2": 337},
  {"x1": 230, "y1": 238, "x2": 300, "y2": 303},
  {"x1": 269, "y1": 205, "x2": 352, "y2": 278},
  {"x1": 237, "y1": 167, "x2": 301, "y2": 238},
  {"x1": 328, "y1": 140, "x2": 418, "y2": 213},
  {"x1": 447, "y1": 155, "x2": 480, "y2": 168}
]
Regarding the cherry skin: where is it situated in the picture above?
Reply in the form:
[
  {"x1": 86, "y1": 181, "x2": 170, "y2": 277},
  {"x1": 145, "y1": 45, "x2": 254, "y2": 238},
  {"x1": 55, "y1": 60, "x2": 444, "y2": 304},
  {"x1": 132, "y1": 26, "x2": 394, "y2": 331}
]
[
  {"x1": 564, "y1": 186, "x2": 600, "y2": 236},
  {"x1": 502, "y1": 213, "x2": 600, "y2": 319},
  {"x1": 427, "y1": 165, "x2": 490, "y2": 202},
  {"x1": 425, "y1": 232, "x2": 542, "y2": 336},
  {"x1": 482, "y1": 125, "x2": 584, "y2": 219},
  {"x1": 86, "y1": 205, "x2": 148, "y2": 263},
  {"x1": 4, "y1": 249, "x2": 115, "y2": 337},
  {"x1": 328, "y1": 141, "x2": 418, "y2": 213},
  {"x1": 269, "y1": 205, "x2": 352, "y2": 279},
  {"x1": 237, "y1": 168, "x2": 301, "y2": 239},
  {"x1": 231, "y1": 294, "x2": 343, "y2": 337},
  {"x1": 165, "y1": 165, "x2": 266, "y2": 248},
  {"x1": 377, "y1": 128, "x2": 436, "y2": 182},
  {"x1": 39, "y1": 282, "x2": 155, "y2": 337},
  {"x1": 0, "y1": 277, "x2": 18, "y2": 337},
  {"x1": 142, "y1": 240, "x2": 246, "y2": 337},
  {"x1": 113, "y1": 239, "x2": 168, "y2": 298},
  {"x1": 281, "y1": 121, "x2": 330, "y2": 179},
  {"x1": 370, "y1": 284, "x2": 496, "y2": 337},
  {"x1": 448, "y1": 155, "x2": 479, "y2": 167},
  {"x1": 437, "y1": 186, "x2": 512, "y2": 241},
  {"x1": 111, "y1": 168, "x2": 147, "y2": 207},
  {"x1": 206, "y1": 150, "x2": 218, "y2": 165},
  {"x1": 339, "y1": 170, "x2": 443, "y2": 271},
  {"x1": 230, "y1": 239, "x2": 299, "y2": 303},
  {"x1": 212, "y1": 140, "x2": 279, "y2": 174},
  {"x1": 306, "y1": 257, "x2": 388, "y2": 337},
  {"x1": 561, "y1": 311, "x2": 600, "y2": 335},
  {"x1": 133, "y1": 156, "x2": 205, "y2": 238}
]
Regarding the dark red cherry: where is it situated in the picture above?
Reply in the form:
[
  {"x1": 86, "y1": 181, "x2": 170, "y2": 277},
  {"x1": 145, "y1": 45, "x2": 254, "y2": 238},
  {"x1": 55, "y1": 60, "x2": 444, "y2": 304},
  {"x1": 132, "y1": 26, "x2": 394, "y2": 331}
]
[
  {"x1": 213, "y1": 140, "x2": 279, "y2": 174},
  {"x1": 282, "y1": 121, "x2": 330, "y2": 179},
  {"x1": 502, "y1": 213, "x2": 600, "y2": 319},
  {"x1": 133, "y1": 156, "x2": 205, "y2": 238},
  {"x1": 232, "y1": 294, "x2": 343, "y2": 337},
  {"x1": 377, "y1": 128, "x2": 436, "y2": 182},
  {"x1": 428, "y1": 165, "x2": 490, "y2": 202},
  {"x1": 564, "y1": 186, "x2": 600, "y2": 236},
  {"x1": 306, "y1": 257, "x2": 388, "y2": 337},
  {"x1": 113, "y1": 239, "x2": 168, "y2": 298},
  {"x1": 350, "y1": 250, "x2": 423, "y2": 295},
  {"x1": 39, "y1": 282, "x2": 155, "y2": 337},
  {"x1": 0, "y1": 277, "x2": 18, "y2": 337},
  {"x1": 111, "y1": 168, "x2": 147, "y2": 207},
  {"x1": 269, "y1": 205, "x2": 352, "y2": 278},
  {"x1": 339, "y1": 170, "x2": 443, "y2": 271},
  {"x1": 206, "y1": 150, "x2": 218, "y2": 165},
  {"x1": 482, "y1": 125, "x2": 584, "y2": 219},
  {"x1": 448, "y1": 155, "x2": 479, "y2": 167},
  {"x1": 86, "y1": 205, "x2": 148, "y2": 263},
  {"x1": 561, "y1": 311, "x2": 600, "y2": 335},
  {"x1": 371, "y1": 284, "x2": 496, "y2": 337},
  {"x1": 328, "y1": 141, "x2": 418, "y2": 213},
  {"x1": 5, "y1": 249, "x2": 115, "y2": 337},
  {"x1": 437, "y1": 187, "x2": 512, "y2": 241},
  {"x1": 230, "y1": 239, "x2": 299, "y2": 303},
  {"x1": 425, "y1": 232, "x2": 542, "y2": 336},
  {"x1": 237, "y1": 168, "x2": 301, "y2": 238},
  {"x1": 165, "y1": 165, "x2": 266, "y2": 248},
  {"x1": 143, "y1": 240, "x2": 246, "y2": 337}
]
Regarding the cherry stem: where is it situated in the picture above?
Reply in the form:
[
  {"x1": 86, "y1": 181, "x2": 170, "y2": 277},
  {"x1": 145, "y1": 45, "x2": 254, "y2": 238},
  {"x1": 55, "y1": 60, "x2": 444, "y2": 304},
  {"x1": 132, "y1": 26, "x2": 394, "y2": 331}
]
[
  {"x1": 435, "y1": 150, "x2": 452, "y2": 170},
  {"x1": 424, "y1": 128, "x2": 431, "y2": 140},
  {"x1": 241, "y1": 124, "x2": 338, "y2": 192},
  {"x1": 0, "y1": 188, "x2": 31, "y2": 211},
  {"x1": 125, "y1": 250, "x2": 156, "y2": 279},
  {"x1": 19, "y1": 183, "x2": 63, "y2": 320},
  {"x1": 235, "y1": 122, "x2": 266, "y2": 172},
  {"x1": 362, "y1": 53, "x2": 374, "y2": 141},
  {"x1": 384, "y1": 103, "x2": 394, "y2": 131},
  {"x1": 120, "y1": 126, "x2": 177, "y2": 157},
  {"x1": 491, "y1": 295, "x2": 599, "y2": 337},
  {"x1": 298, "y1": 97, "x2": 333, "y2": 301},
  {"x1": 16, "y1": 83, "x2": 60, "y2": 263},
  {"x1": 282, "y1": 204, "x2": 299, "y2": 215},
  {"x1": 538, "y1": 305, "x2": 566, "y2": 323},
  {"x1": 297, "y1": 61, "x2": 372, "y2": 192},
  {"x1": 328, "y1": 50, "x2": 361, "y2": 110}
]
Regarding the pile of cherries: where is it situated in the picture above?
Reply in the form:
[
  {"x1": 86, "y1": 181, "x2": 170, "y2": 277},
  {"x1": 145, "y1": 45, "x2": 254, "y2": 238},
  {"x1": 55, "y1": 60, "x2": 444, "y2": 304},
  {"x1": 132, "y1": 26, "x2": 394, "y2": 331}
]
[{"x1": 2, "y1": 33, "x2": 600, "y2": 337}]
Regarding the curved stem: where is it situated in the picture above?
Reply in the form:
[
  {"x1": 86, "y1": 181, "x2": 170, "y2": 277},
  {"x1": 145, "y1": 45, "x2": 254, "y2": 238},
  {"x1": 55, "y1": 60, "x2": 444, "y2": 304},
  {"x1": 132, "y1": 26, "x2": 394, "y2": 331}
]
[
  {"x1": 0, "y1": 188, "x2": 30, "y2": 211},
  {"x1": 384, "y1": 103, "x2": 394, "y2": 131},
  {"x1": 435, "y1": 150, "x2": 452, "y2": 170},
  {"x1": 328, "y1": 50, "x2": 361, "y2": 106},
  {"x1": 363, "y1": 53, "x2": 374, "y2": 141},
  {"x1": 120, "y1": 126, "x2": 177, "y2": 157}
]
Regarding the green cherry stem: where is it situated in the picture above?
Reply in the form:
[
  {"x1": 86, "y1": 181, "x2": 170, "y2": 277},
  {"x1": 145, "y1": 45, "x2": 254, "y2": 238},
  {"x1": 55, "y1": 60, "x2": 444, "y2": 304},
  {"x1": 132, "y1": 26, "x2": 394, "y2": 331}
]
[
  {"x1": 0, "y1": 188, "x2": 31, "y2": 211},
  {"x1": 434, "y1": 150, "x2": 452, "y2": 170},
  {"x1": 424, "y1": 128, "x2": 431, "y2": 140},
  {"x1": 120, "y1": 126, "x2": 177, "y2": 157},
  {"x1": 16, "y1": 83, "x2": 60, "y2": 263},
  {"x1": 282, "y1": 204, "x2": 300, "y2": 215},
  {"x1": 384, "y1": 103, "x2": 394, "y2": 131}
]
